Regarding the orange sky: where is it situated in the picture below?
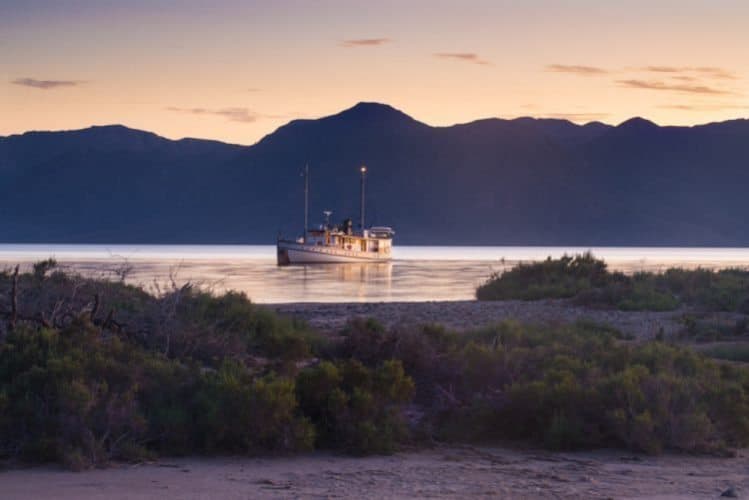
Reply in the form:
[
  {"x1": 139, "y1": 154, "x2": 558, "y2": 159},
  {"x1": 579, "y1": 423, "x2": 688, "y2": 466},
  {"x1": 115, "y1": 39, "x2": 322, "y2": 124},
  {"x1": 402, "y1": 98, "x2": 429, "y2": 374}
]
[{"x1": 2, "y1": 0, "x2": 748, "y2": 145}]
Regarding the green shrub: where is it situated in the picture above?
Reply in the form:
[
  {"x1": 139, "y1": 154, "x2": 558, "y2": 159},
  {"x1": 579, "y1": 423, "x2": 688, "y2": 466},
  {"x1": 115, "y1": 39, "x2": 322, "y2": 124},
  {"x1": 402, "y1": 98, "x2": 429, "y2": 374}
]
[
  {"x1": 477, "y1": 252, "x2": 611, "y2": 301},
  {"x1": 296, "y1": 359, "x2": 414, "y2": 454},
  {"x1": 0, "y1": 321, "x2": 152, "y2": 466},
  {"x1": 702, "y1": 344, "x2": 749, "y2": 363},
  {"x1": 0, "y1": 320, "x2": 316, "y2": 468},
  {"x1": 192, "y1": 361, "x2": 314, "y2": 453},
  {"x1": 477, "y1": 253, "x2": 749, "y2": 313},
  {"x1": 168, "y1": 289, "x2": 316, "y2": 365},
  {"x1": 335, "y1": 318, "x2": 749, "y2": 455}
]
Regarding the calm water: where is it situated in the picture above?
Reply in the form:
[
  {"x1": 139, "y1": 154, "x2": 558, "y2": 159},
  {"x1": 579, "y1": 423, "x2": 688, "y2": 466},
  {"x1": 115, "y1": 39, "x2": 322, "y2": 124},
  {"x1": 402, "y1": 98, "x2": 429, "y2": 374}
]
[{"x1": 1, "y1": 245, "x2": 749, "y2": 303}]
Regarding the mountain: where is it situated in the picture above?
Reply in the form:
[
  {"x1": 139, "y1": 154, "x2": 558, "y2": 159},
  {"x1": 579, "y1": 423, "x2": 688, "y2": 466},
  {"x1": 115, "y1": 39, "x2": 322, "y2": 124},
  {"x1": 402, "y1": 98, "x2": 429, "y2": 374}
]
[{"x1": 1, "y1": 103, "x2": 748, "y2": 245}]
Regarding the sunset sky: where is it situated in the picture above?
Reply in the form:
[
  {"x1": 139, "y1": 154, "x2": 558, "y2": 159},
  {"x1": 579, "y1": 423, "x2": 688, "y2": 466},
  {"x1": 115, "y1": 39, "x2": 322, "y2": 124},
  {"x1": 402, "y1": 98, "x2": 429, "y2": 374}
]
[{"x1": 3, "y1": 0, "x2": 748, "y2": 145}]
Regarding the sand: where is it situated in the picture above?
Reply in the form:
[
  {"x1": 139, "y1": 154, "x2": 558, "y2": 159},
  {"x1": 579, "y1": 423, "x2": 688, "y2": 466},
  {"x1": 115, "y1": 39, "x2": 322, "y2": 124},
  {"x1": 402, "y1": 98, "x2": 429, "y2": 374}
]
[{"x1": 2, "y1": 445, "x2": 747, "y2": 499}]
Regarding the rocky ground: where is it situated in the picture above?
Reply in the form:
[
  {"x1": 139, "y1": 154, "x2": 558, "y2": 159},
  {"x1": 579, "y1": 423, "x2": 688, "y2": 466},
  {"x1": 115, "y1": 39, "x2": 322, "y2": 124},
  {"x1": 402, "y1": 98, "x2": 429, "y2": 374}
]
[
  {"x1": 3, "y1": 445, "x2": 747, "y2": 499},
  {"x1": 274, "y1": 299, "x2": 744, "y2": 340}
]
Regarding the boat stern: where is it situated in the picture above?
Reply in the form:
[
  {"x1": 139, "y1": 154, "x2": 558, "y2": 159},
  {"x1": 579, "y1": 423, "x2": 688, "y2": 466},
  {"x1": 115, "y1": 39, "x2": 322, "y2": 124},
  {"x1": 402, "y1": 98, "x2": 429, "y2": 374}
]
[{"x1": 276, "y1": 243, "x2": 291, "y2": 266}]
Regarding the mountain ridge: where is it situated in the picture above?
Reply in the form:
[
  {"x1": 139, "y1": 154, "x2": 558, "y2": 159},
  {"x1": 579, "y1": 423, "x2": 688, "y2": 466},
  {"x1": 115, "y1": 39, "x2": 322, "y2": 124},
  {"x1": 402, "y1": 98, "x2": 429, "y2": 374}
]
[{"x1": 1, "y1": 102, "x2": 748, "y2": 245}]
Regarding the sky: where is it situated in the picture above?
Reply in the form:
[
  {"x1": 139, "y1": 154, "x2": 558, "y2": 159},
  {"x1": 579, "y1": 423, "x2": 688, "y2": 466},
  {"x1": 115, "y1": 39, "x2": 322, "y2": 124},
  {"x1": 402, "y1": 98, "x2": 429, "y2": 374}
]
[{"x1": 2, "y1": 0, "x2": 748, "y2": 145}]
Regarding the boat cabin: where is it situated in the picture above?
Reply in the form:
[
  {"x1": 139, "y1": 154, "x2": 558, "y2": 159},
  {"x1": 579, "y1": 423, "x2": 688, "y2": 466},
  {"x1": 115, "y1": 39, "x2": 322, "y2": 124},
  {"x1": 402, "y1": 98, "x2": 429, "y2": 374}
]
[{"x1": 304, "y1": 225, "x2": 393, "y2": 255}]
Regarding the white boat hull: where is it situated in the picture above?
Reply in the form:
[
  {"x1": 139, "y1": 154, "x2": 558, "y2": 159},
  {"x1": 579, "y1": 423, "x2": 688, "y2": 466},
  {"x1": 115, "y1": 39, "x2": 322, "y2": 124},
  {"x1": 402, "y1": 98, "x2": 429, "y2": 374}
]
[{"x1": 277, "y1": 241, "x2": 392, "y2": 265}]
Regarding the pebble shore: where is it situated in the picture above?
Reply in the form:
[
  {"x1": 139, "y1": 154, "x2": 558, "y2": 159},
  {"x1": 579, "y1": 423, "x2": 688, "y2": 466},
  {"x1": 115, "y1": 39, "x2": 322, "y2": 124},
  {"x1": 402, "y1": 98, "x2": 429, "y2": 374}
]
[{"x1": 274, "y1": 299, "x2": 743, "y2": 339}]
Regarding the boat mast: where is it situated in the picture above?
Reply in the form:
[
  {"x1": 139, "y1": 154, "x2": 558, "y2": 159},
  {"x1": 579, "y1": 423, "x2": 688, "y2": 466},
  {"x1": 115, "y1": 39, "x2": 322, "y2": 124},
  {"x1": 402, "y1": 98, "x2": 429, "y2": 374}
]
[
  {"x1": 359, "y1": 165, "x2": 367, "y2": 232},
  {"x1": 303, "y1": 164, "x2": 309, "y2": 243}
]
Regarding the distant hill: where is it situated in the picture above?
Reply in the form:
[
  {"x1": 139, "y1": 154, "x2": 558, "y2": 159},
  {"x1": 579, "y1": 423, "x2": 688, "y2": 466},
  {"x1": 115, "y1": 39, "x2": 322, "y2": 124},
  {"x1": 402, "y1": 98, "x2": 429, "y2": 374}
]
[{"x1": 1, "y1": 102, "x2": 748, "y2": 245}]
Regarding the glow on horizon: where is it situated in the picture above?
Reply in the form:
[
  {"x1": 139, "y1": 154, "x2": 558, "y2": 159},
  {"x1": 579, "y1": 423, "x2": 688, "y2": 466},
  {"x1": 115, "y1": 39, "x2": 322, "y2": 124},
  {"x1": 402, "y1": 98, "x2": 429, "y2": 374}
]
[{"x1": 2, "y1": 0, "x2": 748, "y2": 145}]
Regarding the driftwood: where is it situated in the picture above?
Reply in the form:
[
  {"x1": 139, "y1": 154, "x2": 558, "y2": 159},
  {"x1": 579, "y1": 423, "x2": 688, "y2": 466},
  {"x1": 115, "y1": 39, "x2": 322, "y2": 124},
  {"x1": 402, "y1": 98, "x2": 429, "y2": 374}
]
[{"x1": 1, "y1": 267, "x2": 123, "y2": 338}]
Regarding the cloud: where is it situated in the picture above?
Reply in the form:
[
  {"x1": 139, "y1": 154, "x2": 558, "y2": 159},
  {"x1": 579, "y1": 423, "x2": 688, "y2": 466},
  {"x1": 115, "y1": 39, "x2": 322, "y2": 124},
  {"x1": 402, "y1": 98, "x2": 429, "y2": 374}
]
[
  {"x1": 434, "y1": 52, "x2": 490, "y2": 66},
  {"x1": 641, "y1": 66, "x2": 737, "y2": 80},
  {"x1": 617, "y1": 79, "x2": 733, "y2": 95},
  {"x1": 671, "y1": 75, "x2": 698, "y2": 82},
  {"x1": 641, "y1": 66, "x2": 682, "y2": 74},
  {"x1": 546, "y1": 64, "x2": 608, "y2": 76},
  {"x1": 246, "y1": 88, "x2": 262, "y2": 92},
  {"x1": 694, "y1": 67, "x2": 738, "y2": 80},
  {"x1": 542, "y1": 112, "x2": 609, "y2": 122},
  {"x1": 340, "y1": 38, "x2": 391, "y2": 47},
  {"x1": 167, "y1": 106, "x2": 263, "y2": 123},
  {"x1": 11, "y1": 77, "x2": 83, "y2": 89},
  {"x1": 657, "y1": 103, "x2": 749, "y2": 111}
]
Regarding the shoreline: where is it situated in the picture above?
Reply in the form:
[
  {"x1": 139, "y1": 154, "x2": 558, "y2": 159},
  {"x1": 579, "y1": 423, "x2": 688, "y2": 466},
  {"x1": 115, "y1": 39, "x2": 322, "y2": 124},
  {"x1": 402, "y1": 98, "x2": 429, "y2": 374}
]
[{"x1": 273, "y1": 299, "x2": 744, "y2": 340}]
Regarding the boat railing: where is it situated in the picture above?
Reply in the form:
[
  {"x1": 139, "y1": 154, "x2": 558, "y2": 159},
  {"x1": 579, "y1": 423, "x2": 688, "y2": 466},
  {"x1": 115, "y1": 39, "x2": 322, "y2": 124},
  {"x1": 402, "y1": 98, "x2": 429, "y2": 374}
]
[{"x1": 285, "y1": 242, "x2": 388, "y2": 259}]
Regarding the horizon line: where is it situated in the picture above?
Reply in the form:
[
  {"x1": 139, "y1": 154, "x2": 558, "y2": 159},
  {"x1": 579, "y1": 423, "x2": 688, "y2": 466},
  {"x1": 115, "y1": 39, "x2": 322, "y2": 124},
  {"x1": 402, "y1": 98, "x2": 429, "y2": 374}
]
[{"x1": 2, "y1": 101, "x2": 748, "y2": 146}]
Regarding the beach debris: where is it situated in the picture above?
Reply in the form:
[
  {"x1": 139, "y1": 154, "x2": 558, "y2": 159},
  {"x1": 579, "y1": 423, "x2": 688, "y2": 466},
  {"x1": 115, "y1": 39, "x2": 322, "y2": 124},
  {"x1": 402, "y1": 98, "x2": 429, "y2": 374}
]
[{"x1": 721, "y1": 486, "x2": 738, "y2": 497}]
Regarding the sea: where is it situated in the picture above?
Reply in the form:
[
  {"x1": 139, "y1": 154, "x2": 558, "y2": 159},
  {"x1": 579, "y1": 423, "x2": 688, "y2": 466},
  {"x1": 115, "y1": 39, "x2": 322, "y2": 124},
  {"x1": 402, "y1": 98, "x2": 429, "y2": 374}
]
[{"x1": 1, "y1": 245, "x2": 748, "y2": 303}]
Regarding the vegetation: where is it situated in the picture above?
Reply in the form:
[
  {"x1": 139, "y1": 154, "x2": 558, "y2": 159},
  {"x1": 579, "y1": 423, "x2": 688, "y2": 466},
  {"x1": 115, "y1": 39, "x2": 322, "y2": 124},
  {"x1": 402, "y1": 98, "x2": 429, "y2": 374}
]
[
  {"x1": 0, "y1": 263, "x2": 413, "y2": 468},
  {"x1": 477, "y1": 253, "x2": 749, "y2": 312},
  {"x1": 2, "y1": 261, "x2": 749, "y2": 469},
  {"x1": 338, "y1": 318, "x2": 749, "y2": 455},
  {"x1": 296, "y1": 359, "x2": 414, "y2": 454},
  {"x1": 701, "y1": 344, "x2": 749, "y2": 363}
]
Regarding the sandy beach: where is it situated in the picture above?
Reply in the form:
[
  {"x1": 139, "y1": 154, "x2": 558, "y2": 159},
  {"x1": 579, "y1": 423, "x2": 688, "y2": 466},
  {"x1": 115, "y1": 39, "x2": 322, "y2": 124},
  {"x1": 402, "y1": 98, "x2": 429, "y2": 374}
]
[{"x1": 3, "y1": 445, "x2": 746, "y2": 499}]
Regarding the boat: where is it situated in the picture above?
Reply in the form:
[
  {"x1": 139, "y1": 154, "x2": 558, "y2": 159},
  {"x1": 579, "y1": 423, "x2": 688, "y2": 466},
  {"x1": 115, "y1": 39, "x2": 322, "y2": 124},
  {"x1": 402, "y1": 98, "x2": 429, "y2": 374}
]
[{"x1": 277, "y1": 165, "x2": 395, "y2": 265}]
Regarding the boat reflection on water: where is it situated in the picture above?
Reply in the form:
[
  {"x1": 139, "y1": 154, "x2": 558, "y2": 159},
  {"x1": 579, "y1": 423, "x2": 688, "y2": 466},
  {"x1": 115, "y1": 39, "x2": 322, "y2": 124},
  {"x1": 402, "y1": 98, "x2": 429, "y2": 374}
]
[
  {"x1": 328, "y1": 262, "x2": 392, "y2": 283},
  {"x1": 290, "y1": 262, "x2": 393, "y2": 302}
]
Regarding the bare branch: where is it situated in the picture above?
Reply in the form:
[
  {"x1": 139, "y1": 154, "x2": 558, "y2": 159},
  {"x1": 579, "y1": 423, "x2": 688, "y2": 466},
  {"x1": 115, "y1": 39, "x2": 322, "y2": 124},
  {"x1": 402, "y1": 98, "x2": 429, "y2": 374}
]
[{"x1": 10, "y1": 265, "x2": 19, "y2": 332}]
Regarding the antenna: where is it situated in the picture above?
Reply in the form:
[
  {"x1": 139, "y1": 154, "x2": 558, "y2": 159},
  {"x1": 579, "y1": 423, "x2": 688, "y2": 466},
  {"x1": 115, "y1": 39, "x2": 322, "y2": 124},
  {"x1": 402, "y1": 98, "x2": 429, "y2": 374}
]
[
  {"x1": 303, "y1": 164, "x2": 309, "y2": 243},
  {"x1": 359, "y1": 165, "x2": 367, "y2": 231}
]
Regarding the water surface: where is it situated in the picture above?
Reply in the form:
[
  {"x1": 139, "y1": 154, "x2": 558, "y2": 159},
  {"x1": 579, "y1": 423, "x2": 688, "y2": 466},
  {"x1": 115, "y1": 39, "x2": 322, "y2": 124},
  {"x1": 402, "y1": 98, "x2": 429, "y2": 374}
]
[{"x1": 1, "y1": 245, "x2": 748, "y2": 303}]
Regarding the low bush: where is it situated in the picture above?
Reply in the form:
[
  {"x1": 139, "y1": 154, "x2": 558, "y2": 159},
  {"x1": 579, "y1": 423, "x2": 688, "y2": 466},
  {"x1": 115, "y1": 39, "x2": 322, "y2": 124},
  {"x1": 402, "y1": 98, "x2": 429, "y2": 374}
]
[
  {"x1": 701, "y1": 344, "x2": 749, "y2": 363},
  {"x1": 0, "y1": 320, "x2": 316, "y2": 468},
  {"x1": 296, "y1": 359, "x2": 414, "y2": 454},
  {"x1": 191, "y1": 361, "x2": 315, "y2": 453},
  {"x1": 334, "y1": 317, "x2": 749, "y2": 454},
  {"x1": 0, "y1": 265, "x2": 325, "y2": 467},
  {"x1": 476, "y1": 252, "x2": 612, "y2": 301},
  {"x1": 477, "y1": 253, "x2": 749, "y2": 313}
]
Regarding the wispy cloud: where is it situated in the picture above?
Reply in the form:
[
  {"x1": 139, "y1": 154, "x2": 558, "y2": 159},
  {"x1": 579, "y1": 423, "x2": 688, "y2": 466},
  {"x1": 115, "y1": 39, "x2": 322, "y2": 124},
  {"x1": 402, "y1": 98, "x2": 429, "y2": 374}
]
[
  {"x1": 545, "y1": 64, "x2": 740, "y2": 83},
  {"x1": 11, "y1": 77, "x2": 84, "y2": 89},
  {"x1": 546, "y1": 64, "x2": 608, "y2": 76},
  {"x1": 641, "y1": 66, "x2": 737, "y2": 80},
  {"x1": 617, "y1": 79, "x2": 733, "y2": 95},
  {"x1": 642, "y1": 66, "x2": 683, "y2": 74},
  {"x1": 340, "y1": 38, "x2": 391, "y2": 47},
  {"x1": 434, "y1": 52, "x2": 490, "y2": 66},
  {"x1": 694, "y1": 67, "x2": 738, "y2": 80},
  {"x1": 657, "y1": 103, "x2": 749, "y2": 111},
  {"x1": 671, "y1": 75, "x2": 698, "y2": 82},
  {"x1": 167, "y1": 106, "x2": 267, "y2": 123},
  {"x1": 542, "y1": 112, "x2": 609, "y2": 122}
]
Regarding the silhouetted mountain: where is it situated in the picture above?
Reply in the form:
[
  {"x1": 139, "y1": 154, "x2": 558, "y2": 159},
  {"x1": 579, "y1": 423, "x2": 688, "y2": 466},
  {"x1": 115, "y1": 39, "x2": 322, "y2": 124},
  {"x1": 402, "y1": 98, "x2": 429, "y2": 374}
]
[{"x1": 1, "y1": 103, "x2": 748, "y2": 245}]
